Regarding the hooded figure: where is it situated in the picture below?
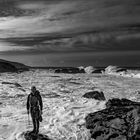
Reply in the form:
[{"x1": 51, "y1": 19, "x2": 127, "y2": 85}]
[{"x1": 27, "y1": 86, "x2": 43, "y2": 134}]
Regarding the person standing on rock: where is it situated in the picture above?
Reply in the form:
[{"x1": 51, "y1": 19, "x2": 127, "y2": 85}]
[{"x1": 27, "y1": 86, "x2": 43, "y2": 134}]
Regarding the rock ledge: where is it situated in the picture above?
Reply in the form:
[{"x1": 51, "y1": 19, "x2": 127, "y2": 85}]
[{"x1": 85, "y1": 98, "x2": 140, "y2": 140}]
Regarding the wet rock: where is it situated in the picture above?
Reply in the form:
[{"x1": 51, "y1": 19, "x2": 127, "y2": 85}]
[
  {"x1": 92, "y1": 68, "x2": 104, "y2": 73},
  {"x1": 2, "y1": 81, "x2": 12, "y2": 85},
  {"x1": 85, "y1": 98, "x2": 140, "y2": 140},
  {"x1": 0, "y1": 59, "x2": 29, "y2": 73},
  {"x1": 55, "y1": 67, "x2": 85, "y2": 74},
  {"x1": 82, "y1": 90, "x2": 106, "y2": 101},
  {"x1": 69, "y1": 81, "x2": 81, "y2": 85},
  {"x1": 2, "y1": 82, "x2": 22, "y2": 87},
  {"x1": 14, "y1": 82, "x2": 22, "y2": 87},
  {"x1": 0, "y1": 62, "x2": 18, "y2": 73},
  {"x1": 50, "y1": 75, "x2": 60, "y2": 78},
  {"x1": 18, "y1": 88, "x2": 26, "y2": 92},
  {"x1": 106, "y1": 98, "x2": 140, "y2": 108},
  {"x1": 24, "y1": 131, "x2": 52, "y2": 140}
]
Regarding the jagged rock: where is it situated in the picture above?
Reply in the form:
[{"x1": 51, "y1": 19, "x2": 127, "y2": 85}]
[
  {"x1": 24, "y1": 131, "x2": 52, "y2": 140},
  {"x1": 85, "y1": 98, "x2": 140, "y2": 140},
  {"x1": 82, "y1": 90, "x2": 106, "y2": 101},
  {"x1": 106, "y1": 98, "x2": 140, "y2": 108},
  {"x1": 0, "y1": 62, "x2": 18, "y2": 72},
  {"x1": 0, "y1": 59, "x2": 29, "y2": 73}
]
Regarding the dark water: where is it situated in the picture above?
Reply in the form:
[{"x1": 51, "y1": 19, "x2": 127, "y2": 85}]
[{"x1": 0, "y1": 50, "x2": 140, "y2": 67}]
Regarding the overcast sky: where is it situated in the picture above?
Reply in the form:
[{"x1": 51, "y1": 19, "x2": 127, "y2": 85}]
[{"x1": 0, "y1": 0, "x2": 140, "y2": 67}]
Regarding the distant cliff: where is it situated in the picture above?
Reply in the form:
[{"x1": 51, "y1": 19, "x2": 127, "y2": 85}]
[{"x1": 0, "y1": 59, "x2": 30, "y2": 73}]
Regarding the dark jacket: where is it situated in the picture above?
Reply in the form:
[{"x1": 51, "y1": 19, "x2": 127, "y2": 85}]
[{"x1": 27, "y1": 90, "x2": 43, "y2": 112}]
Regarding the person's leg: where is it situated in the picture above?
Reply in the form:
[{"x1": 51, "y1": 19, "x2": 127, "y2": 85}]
[
  {"x1": 31, "y1": 111, "x2": 36, "y2": 133},
  {"x1": 35, "y1": 110, "x2": 40, "y2": 134},
  {"x1": 32, "y1": 118, "x2": 36, "y2": 132},
  {"x1": 36, "y1": 119, "x2": 39, "y2": 134}
]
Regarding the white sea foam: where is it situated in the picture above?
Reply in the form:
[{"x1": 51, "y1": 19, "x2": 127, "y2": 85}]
[{"x1": 1, "y1": 69, "x2": 139, "y2": 140}]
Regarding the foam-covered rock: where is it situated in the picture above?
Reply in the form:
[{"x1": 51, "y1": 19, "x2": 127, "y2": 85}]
[
  {"x1": 84, "y1": 66, "x2": 95, "y2": 74},
  {"x1": 105, "y1": 65, "x2": 127, "y2": 74},
  {"x1": 84, "y1": 66, "x2": 103, "y2": 74},
  {"x1": 78, "y1": 66, "x2": 85, "y2": 70},
  {"x1": 85, "y1": 98, "x2": 140, "y2": 140}
]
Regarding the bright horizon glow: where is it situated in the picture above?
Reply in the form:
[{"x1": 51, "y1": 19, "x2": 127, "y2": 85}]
[{"x1": 0, "y1": 41, "x2": 32, "y2": 51}]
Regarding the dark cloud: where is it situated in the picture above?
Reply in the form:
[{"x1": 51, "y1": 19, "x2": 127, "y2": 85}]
[
  {"x1": 0, "y1": 0, "x2": 31, "y2": 17},
  {"x1": 0, "y1": 0, "x2": 140, "y2": 55},
  {"x1": 1, "y1": 25, "x2": 140, "y2": 54}
]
